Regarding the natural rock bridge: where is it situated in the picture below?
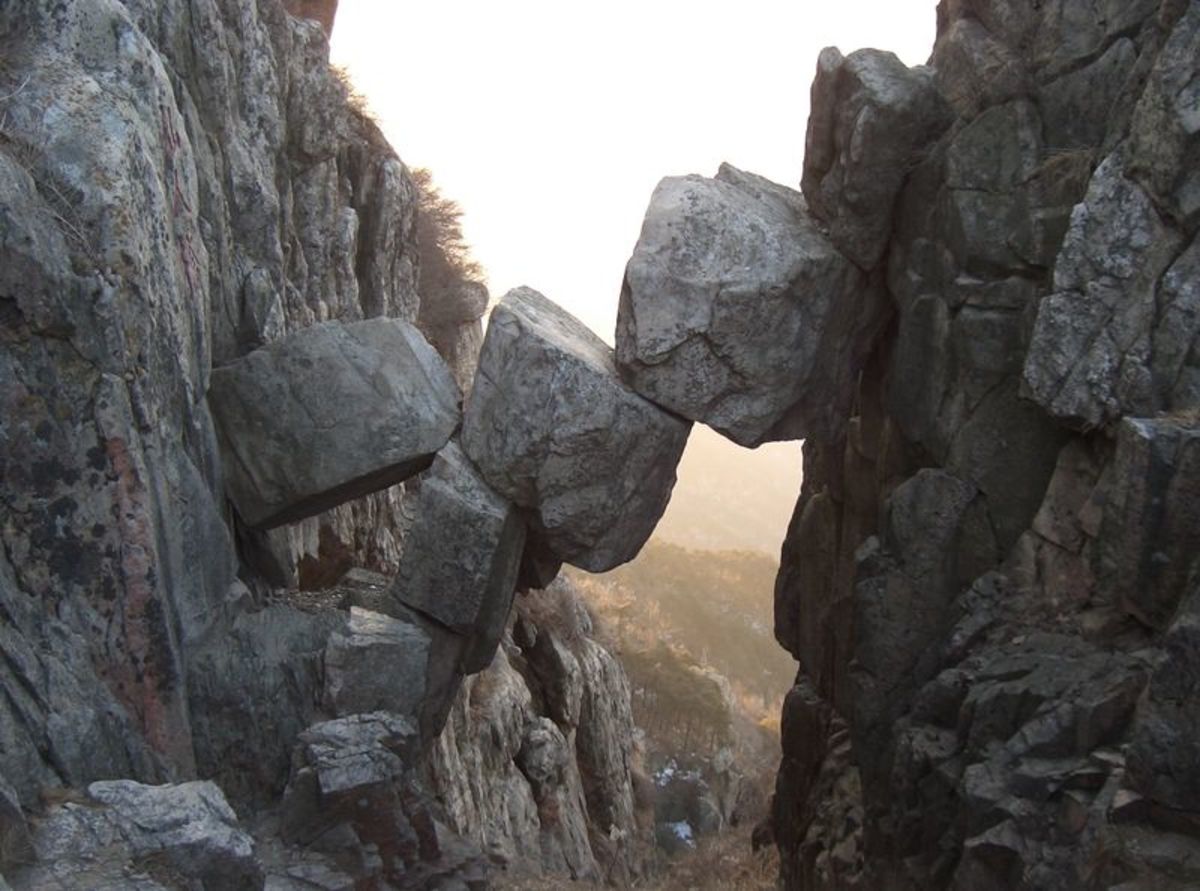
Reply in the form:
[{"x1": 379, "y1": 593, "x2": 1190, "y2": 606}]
[
  {"x1": 206, "y1": 152, "x2": 884, "y2": 755},
  {"x1": 4, "y1": 0, "x2": 1200, "y2": 887}
]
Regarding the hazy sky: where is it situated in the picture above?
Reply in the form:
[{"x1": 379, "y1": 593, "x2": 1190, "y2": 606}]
[
  {"x1": 330, "y1": 1, "x2": 937, "y2": 340},
  {"x1": 330, "y1": 2, "x2": 938, "y2": 554}
]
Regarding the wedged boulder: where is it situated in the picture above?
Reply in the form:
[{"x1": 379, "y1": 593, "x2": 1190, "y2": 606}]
[
  {"x1": 208, "y1": 318, "x2": 460, "y2": 529},
  {"x1": 802, "y1": 48, "x2": 952, "y2": 269},
  {"x1": 324, "y1": 607, "x2": 466, "y2": 744},
  {"x1": 15, "y1": 780, "x2": 262, "y2": 891},
  {"x1": 462, "y1": 287, "x2": 690, "y2": 572},
  {"x1": 387, "y1": 442, "x2": 526, "y2": 673},
  {"x1": 616, "y1": 164, "x2": 881, "y2": 446}
]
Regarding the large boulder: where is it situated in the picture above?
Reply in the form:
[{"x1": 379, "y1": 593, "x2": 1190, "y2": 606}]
[
  {"x1": 208, "y1": 318, "x2": 460, "y2": 529},
  {"x1": 387, "y1": 442, "x2": 526, "y2": 673},
  {"x1": 616, "y1": 165, "x2": 880, "y2": 447},
  {"x1": 324, "y1": 607, "x2": 467, "y2": 744},
  {"x1": 802, "y1": 48, "x2": 952, "y2": 269},
  {"x1": 462, "y1": 287, "x2": 689, "y2": 572},
  {"x1": 14, "y1": 780, "x2": 262, "y2": 891}
]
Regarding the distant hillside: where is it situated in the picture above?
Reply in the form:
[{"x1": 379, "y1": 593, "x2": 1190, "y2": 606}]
[
  {"x1": 573, "y1": 540, "x2": 797, "y2": 716},
  {"x1": 653, "y1": 426, "x2": 802, "y2": 556}
]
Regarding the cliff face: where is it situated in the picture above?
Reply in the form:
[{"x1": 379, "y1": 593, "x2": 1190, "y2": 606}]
[
  {"x1": 0, "y1": 0, "x2": 497, "y2": 886},
  {"x1": 772, "y1": 2, "x2": 1200, "y2": 888},
  {"x1": 429, "y1": 578, "x2": 651, "y2": 885},
  {"x1": 4, "y1": 0, "x2": 1199, "y2": 888},
  {"x1": 0, "y1": 0, "x2": 443, "y2": 803}
]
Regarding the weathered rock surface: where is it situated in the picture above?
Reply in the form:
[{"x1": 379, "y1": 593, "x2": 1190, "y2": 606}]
[
  {"x1": 463, "y1": 287, "x2": 690, "y2": 572},
  {"x1": 1022, "y1": 155, "x2": 1186, "y2": 429},
  {"x1": 802, "y1": 48, "x2": 952, "y2": 269},
  {"x1": 324, "y1": 608, "x2": 435, "y2": 718},
  {"x1": 279, "y1": 712, "x2": 490, "y2": 889},
  {"x1": 11, "y1": 780, "x2": 261, "y2": 891},
  {"x1": 616, "y1": 164, "x2": 880, "y2": 446},
  {"x1": 771, "y1": 3, "x2": 1200, "y2": 890},
  {"x1": 1128, "y1": 572, "x2": 1200, "y2": 812},
  {"x1": 387, "y1": 441, "x2": 526, "y2": 672},
  {"x1": 430, "y1": 578, "x2": 651, "y2": 884},
  {"x1": 1096, "y1": 417, "x2": 1200, "y2": 630},
  {"x1": 0, "y1": 0, "x2": 471, "y2": 811},
  {"x1": 0, "y1": 0, "x2": 501, "y2": 886},
  {"x1": 0, "y1": 774, "x2": 32, "y2": 871},
  {"x1": 773, "y1": 680, "x2": 863, "y2": 891},
  {"x1": 187, "y1": 603, "x2": 344, "y2": 811},
  {"x1": 209, "y1": 318, "x2": 460, "y2": 529}
]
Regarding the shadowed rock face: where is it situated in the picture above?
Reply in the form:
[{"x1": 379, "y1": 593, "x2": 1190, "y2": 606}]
[
  {"x1": 769, "y1": 3, "x2": 1200, "y2": 890},
  {"x1": 463, "y1": 287, "x2": 691, "y2": 572},
  {"x1": 207, "y1": 318, "x2": 460, "y2": 529},
  {"x1": 386, "y1": 441, "x2": 526, "y2": 673},
  {"x1": 802, "y1": 48, "x2": 953, "y2": 269}
]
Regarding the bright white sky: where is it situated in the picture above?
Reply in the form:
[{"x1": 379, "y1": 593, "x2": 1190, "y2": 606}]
[
  {"x1": 330, "y1": 1, "x2": 938, "y2": 553},
  {"x1": 330, "y1": 0, "x2": 937, "y2": 341}
]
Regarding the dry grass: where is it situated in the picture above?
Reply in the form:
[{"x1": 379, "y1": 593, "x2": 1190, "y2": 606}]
[
  {"x1": 492, "y1": 824, "x2": 778, "y2": 891},
  {"x1": 635, "y1": 826, "x2": 778, "y2": 891}
]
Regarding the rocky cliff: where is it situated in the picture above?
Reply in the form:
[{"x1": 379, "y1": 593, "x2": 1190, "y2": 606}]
[
  {"x1": 763, "y1": 2, "x2": 1200, "y2": 889},
  {"x1": 3, "y1": 0, "x2": 1199, "y2": 888},
  {"x1": 429, "y1": 578, "x2": 651, "y2": 885},
  {"x1": 0, "y1": 0, "x2": 493, "y2": 887}
]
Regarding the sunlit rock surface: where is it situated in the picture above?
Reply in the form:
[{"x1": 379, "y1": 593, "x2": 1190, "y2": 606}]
[
  {"x1": 430, "y1": 578, "x2": 650, "y2": 884},
  {"x1": 616, "y1": 164, "x2": 881, "y2": 446},
  {"x1": 463, "y1": 287, "x2": 690, "y2": 572}
]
